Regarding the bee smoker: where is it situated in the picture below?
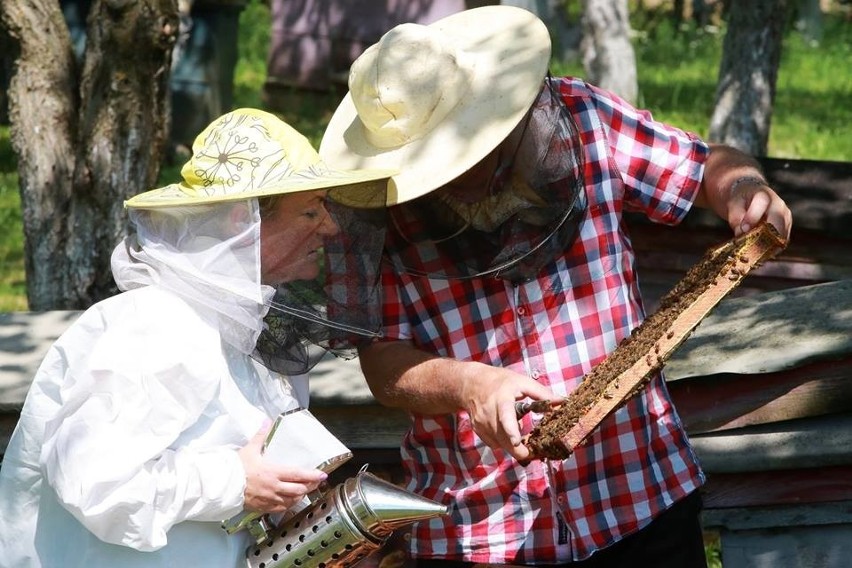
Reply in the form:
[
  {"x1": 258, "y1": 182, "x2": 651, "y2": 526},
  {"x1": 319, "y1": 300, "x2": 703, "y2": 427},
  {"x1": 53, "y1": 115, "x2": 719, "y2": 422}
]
[{"x1": 244, "y1": 468, "x2": 447, "y2": 568}]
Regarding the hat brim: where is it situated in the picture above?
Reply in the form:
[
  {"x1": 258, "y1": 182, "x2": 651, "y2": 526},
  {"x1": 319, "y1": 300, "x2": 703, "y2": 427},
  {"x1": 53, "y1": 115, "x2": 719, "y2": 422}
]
[
  {"x1": 124, "y1": 168, "x2": 395, "y2": 210},
  {"x1": 319, "y1": 5, "x2": 551, "y2": 206}
]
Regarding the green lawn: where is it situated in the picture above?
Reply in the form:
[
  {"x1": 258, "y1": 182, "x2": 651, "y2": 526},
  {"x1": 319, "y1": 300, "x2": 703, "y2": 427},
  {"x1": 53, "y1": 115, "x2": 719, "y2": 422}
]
[{"x1": 1, "y1": 1, "x2": 850, "y2": 313}]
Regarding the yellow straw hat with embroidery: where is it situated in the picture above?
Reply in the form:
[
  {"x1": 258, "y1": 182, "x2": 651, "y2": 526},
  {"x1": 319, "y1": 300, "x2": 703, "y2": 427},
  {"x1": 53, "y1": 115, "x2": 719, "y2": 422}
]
[
  {"x1": 125, "y1": 108, "x2": 394, "y2": 209},
  {"x1": 319, "y1": 5, "x2": 551, "y2": 206}
]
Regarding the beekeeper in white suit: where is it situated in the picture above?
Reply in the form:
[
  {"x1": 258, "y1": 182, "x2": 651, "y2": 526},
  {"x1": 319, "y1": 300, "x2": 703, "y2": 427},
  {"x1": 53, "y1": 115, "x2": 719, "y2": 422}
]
[{"x1": 0, "y1": 108, "x2": 391, "y2": 567}]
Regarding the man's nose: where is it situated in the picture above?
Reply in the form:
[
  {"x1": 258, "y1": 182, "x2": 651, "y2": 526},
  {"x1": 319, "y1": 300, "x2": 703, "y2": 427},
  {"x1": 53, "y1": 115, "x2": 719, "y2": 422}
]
[{"x1": 319, "y1": 210, "x2": 340, "y2": 236}]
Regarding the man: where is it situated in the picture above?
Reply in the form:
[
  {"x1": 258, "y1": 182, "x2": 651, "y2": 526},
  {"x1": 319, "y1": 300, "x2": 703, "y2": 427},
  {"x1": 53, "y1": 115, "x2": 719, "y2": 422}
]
[
  {"x1": 319, "y1": 5, "x2": 792, "y2": 568},
  {"x1": 0, "y1": 108, "x2": 391, "y2": 566}
]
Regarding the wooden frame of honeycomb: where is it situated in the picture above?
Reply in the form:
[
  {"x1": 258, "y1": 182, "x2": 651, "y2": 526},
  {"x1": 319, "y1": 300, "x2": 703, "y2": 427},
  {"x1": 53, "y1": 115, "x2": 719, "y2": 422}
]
[{"x1": 525, "y1": 222, "x2": 788, "y2": 459}]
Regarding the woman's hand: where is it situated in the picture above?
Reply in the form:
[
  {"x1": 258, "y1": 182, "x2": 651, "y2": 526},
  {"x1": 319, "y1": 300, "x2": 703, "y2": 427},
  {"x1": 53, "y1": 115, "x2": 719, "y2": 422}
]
[{"x1": 238, "y1": 424, "x2": 328, "y2": 514}]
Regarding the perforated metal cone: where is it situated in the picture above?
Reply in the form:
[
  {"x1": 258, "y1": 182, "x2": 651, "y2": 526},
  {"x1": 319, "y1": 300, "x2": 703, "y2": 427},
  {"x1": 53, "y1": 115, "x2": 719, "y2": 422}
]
[
  {"x1": 245, "y1": 471, "x2": 448, "y2": 568},
  {"x1": 343, "y1": 472, "x2": 448, "y2": 537}
]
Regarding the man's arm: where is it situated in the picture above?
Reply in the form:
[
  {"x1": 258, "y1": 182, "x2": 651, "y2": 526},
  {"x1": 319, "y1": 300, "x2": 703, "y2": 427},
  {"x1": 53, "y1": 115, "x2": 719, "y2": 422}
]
[
  {"x1": 693, "y1": 143, "x2": 792, "y2": 239},
  {"x1": 358, "y1": 340, "x2": 555, "y2": 460}
]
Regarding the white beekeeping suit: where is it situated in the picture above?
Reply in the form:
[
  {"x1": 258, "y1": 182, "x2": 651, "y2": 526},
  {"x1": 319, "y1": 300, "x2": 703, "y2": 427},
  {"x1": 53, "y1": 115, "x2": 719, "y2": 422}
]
[{"x1": 0, "y1": 108, "x2": 390, "y2": 567}]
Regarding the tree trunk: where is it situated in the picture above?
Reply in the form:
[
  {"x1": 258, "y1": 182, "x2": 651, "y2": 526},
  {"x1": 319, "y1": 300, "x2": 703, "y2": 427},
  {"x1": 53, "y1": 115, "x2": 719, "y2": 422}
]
[
  {"x1": 708, "y1": 0, "x2": 786, "y2": 156},
  {"x1": 580, "y1": 0, "x2": 637, "y2": 104},
  {"x1": 1, "y1": 0, "x2": 178, "y2": 310},
  {"x1": 501, "y1": 0, "x2": 581, "y2": 61},
  {"x1": 794, "y1": 0, "x2": 823, "y2": 45}
]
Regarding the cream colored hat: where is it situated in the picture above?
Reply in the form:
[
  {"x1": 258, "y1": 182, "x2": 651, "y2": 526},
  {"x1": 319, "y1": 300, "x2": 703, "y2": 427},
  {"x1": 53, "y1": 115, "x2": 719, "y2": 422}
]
[
  {"x1": 319, "y1": 5, "x2": 551, "y2": 206},
  {"x1": 126, "y1": 108, "x2": 394, "y2": 209}
]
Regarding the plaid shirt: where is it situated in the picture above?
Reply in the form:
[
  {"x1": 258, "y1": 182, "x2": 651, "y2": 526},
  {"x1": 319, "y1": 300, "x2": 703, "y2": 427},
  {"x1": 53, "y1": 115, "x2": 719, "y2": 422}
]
[{"x1": 379, "y1": 77, "x2": 708, "y2": 563}]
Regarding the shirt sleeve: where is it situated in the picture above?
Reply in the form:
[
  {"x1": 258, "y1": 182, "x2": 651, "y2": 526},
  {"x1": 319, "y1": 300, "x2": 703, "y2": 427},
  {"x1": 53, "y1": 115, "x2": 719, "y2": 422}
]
[
  {"x1": 376, "y1": 261, "x2": 414, "y2": 343},
  {"x1": 39, "y1": 293, "x2": 247, "y2": 551},
  {"x1": 574, "y1": 79, "x2": 709, "y2": 225}
]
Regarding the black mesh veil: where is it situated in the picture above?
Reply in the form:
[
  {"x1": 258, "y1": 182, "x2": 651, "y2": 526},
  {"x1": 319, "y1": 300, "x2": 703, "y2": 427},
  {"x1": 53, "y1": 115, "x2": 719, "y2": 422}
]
[
  {"x1": 253, "y1": 192, "x2": 387, "y2": 375},
  {"x1": 385, "y1": 76, "x2": 587, "y2": 282}
]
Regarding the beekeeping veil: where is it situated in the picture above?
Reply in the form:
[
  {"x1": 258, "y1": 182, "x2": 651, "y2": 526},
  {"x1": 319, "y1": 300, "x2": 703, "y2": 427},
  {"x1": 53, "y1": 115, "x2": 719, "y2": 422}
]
[
  {"x1": 319, "y1": 6, "x2": 586, "y2": 282},
  {"x1": 115, "y1": 108, "x2": 392, "y2": 373}
]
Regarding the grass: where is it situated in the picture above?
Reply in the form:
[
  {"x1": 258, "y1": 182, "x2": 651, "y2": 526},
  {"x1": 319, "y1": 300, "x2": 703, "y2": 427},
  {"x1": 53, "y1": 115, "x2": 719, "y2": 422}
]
[
  {"x1": 0, "y1": 2, "x2": 850, "y2": 314},
  {"x1": 553, "y1": 7, "x2": 852, "y2": 161},
  {"x1": 0, "y1": 126, "x2": 25, "y2": 311}
]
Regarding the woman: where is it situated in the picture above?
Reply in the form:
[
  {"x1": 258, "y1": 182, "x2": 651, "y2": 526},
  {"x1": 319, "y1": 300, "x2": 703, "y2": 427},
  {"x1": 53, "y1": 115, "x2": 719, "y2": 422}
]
[{"x1": 0, "y1": 108, "x2": 391, "y2": 567}]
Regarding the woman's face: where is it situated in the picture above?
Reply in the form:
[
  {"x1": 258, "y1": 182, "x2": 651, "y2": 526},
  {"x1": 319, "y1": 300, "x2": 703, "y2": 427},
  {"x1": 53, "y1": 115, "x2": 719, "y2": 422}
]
[{"x1": 259, "y1": 190, "x2": 340, "y2": 285}]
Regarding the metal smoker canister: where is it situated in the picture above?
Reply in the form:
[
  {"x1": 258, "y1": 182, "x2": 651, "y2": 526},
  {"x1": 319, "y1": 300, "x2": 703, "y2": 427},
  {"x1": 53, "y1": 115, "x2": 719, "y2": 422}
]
[{"x1": 246, "y1": 470, "x2": 448, "y2": 568}]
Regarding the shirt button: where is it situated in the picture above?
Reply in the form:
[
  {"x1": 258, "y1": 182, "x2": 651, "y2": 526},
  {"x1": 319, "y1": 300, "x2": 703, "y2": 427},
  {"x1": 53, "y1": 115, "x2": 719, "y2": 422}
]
[
  {"x1": 517, "y1": 307, "x2": 526, "y2": 316},
  {"x1": 531, "y1": 371, "x2": 540, "y2": 379},
  {"x1": 557, "y1": 496, "x2": 565, "y2": 504}
]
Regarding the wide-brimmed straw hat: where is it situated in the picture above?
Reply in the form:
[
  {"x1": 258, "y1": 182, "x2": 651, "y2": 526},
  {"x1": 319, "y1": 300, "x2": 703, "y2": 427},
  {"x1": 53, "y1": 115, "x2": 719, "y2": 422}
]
[
  {"x1": 125, "y1": 108, "x2": 394, "y2": 209},
  {"x1": 318, "y1": 5, "x2": 551, "y2": 206}
]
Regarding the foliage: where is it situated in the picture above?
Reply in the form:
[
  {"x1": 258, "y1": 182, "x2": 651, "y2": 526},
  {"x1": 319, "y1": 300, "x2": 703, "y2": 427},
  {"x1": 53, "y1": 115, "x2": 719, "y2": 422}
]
[
  {"x1": 231, "y1": 0, "x2": 271, "y2": 110},
  {"x1": 1, "y1": 2, "x2": 850, "y2": 312},
  {"x1": 705, "y1": 529, "x2": 723, "y2": 568},
  {"x1": 0, "y1": 126, "x2": 25, "y2": 311},
  {"x1": 0, "y1": 179, "x2": 25, "y2": 311},
  {"x1": 553, "y1": 7, "x2": 852, "y2": 161}
]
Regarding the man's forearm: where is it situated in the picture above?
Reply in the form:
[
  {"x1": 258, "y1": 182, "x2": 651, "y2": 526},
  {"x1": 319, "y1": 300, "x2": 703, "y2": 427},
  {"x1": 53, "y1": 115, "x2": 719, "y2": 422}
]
[{"x1": 358, "y1": 341, "x2": 480, "y2": 414}]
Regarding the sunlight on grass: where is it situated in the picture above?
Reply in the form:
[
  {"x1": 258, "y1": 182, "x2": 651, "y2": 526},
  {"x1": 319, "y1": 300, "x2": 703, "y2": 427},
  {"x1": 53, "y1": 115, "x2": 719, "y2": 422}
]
[
  {"x1": 232, "y1": 0, "x2": 271, "y2": 110},
  {"x1": 0, "y1": 170, "x2": 27, "y2": 311},
  {"x1": 772, "y1": 17, "x2": 852, "y2": 160}
]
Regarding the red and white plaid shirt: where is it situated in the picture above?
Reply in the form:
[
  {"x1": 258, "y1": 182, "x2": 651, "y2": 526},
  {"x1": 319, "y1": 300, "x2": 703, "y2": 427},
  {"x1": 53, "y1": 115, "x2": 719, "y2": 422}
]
[{"x1": 378, "y1": 77, "x2": 708, "y2": 563}]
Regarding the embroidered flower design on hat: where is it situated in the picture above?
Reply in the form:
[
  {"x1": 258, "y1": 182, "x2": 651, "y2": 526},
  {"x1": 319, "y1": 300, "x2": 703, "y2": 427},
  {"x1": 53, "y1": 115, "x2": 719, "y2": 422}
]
[{"x1": 192, "y1": 119, "x2": 267, "y2": 196}]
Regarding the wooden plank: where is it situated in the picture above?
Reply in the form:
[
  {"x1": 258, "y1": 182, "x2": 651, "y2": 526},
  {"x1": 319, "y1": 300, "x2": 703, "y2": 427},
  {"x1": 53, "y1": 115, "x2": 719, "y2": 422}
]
[
  {"x1": 759, "y1": 157, "x2": 852, "y2": 238},
  {"x1": 310, "y1": 404, "x2": 410, "y2": 450},
  {"x1": 703, "y1": 501, "x2": 852, "y2": 530},
  {"x1": 635, "y1": 250, "x2": 852, "y2": 283},
  {"x1": 669, "y1": 357, "x2": 852, "y2": 434},
  {"x1": 666, "y1": 279, "x2": 852, "y2": 380},
  {"x1": 624, "y1": 155, "x2": 852, "y2": 308},
  {"x1": 702, "y1": 466, "x2": 852, "y2": 509},
  {"x1": 689, "y1": 413, "x2": 852, "y2": 473}
]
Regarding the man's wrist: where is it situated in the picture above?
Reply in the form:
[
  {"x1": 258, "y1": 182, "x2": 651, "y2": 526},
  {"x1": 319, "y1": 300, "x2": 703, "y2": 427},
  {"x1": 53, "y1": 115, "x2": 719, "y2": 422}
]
[{"x1": 729, "y1": 175, "x2": 769, "y2": 196}]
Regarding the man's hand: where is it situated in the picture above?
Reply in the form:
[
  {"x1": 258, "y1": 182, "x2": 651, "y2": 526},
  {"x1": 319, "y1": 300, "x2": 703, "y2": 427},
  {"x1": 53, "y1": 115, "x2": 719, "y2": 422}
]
[
  {"x1": 725, "y1": 177, "x2": 792, "y2": 240},
  {"x1": 359, "y1": 341, "x2": 555, "y2": 463},
  {"x1": 458, "y1": 364, "x2": 555, "y2": 462},
  {"x1": 238, "y1": 424, "x2": 328, "y2": 514},
  {"x1": 697, "y1": 144, "x2": 793, "y2": 241}
]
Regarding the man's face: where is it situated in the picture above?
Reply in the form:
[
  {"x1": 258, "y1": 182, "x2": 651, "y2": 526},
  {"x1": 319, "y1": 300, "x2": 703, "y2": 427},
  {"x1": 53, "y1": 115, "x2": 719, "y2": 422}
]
[
  {"x1": 259, "y1": 190, "x2": 340, "y2": 285},
  {"x1": 438, "y1": 147, "x2": 501, "y2": 204}
]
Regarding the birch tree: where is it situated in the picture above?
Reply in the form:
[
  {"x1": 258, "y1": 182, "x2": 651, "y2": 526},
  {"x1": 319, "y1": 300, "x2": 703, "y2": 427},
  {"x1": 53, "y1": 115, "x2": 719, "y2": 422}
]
[
  {"x1": 708, "y1": 0, "x2": 787, "y2": 155},
  {"x1": 580, "y1": 0, "x2": 637, "y2": 104}
]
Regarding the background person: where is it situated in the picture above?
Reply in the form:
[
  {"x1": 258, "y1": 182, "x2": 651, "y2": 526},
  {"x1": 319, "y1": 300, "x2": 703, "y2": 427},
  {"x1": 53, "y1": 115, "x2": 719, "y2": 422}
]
[
  {"x1": 0, "y1": 108, "x2": 390, "y2": 567},
  {"x1": 319, "y1": 6, "x2": 792, "y2": 567}
]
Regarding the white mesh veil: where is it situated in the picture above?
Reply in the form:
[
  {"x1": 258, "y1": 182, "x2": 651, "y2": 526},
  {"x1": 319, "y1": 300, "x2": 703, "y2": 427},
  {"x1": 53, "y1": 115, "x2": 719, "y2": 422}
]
[
  {"x1": 254, "y1": 198, "x2": 387, "y2": 374},
  {"x1": 112, "y1": 201, "x2": 270, "y2": 356},
  {"x1": 112, "y1": 195, "x2": 387, "y2": 375},
  {"x1": 384, "y1": 78, "x2": 587, "y2": 282}
]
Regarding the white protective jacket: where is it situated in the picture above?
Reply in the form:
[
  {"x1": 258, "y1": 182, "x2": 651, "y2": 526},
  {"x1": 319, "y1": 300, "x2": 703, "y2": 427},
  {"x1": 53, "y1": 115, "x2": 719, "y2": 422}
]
[{"x1": 0, "y1": 200, "x2": 309, "y2": 567}]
